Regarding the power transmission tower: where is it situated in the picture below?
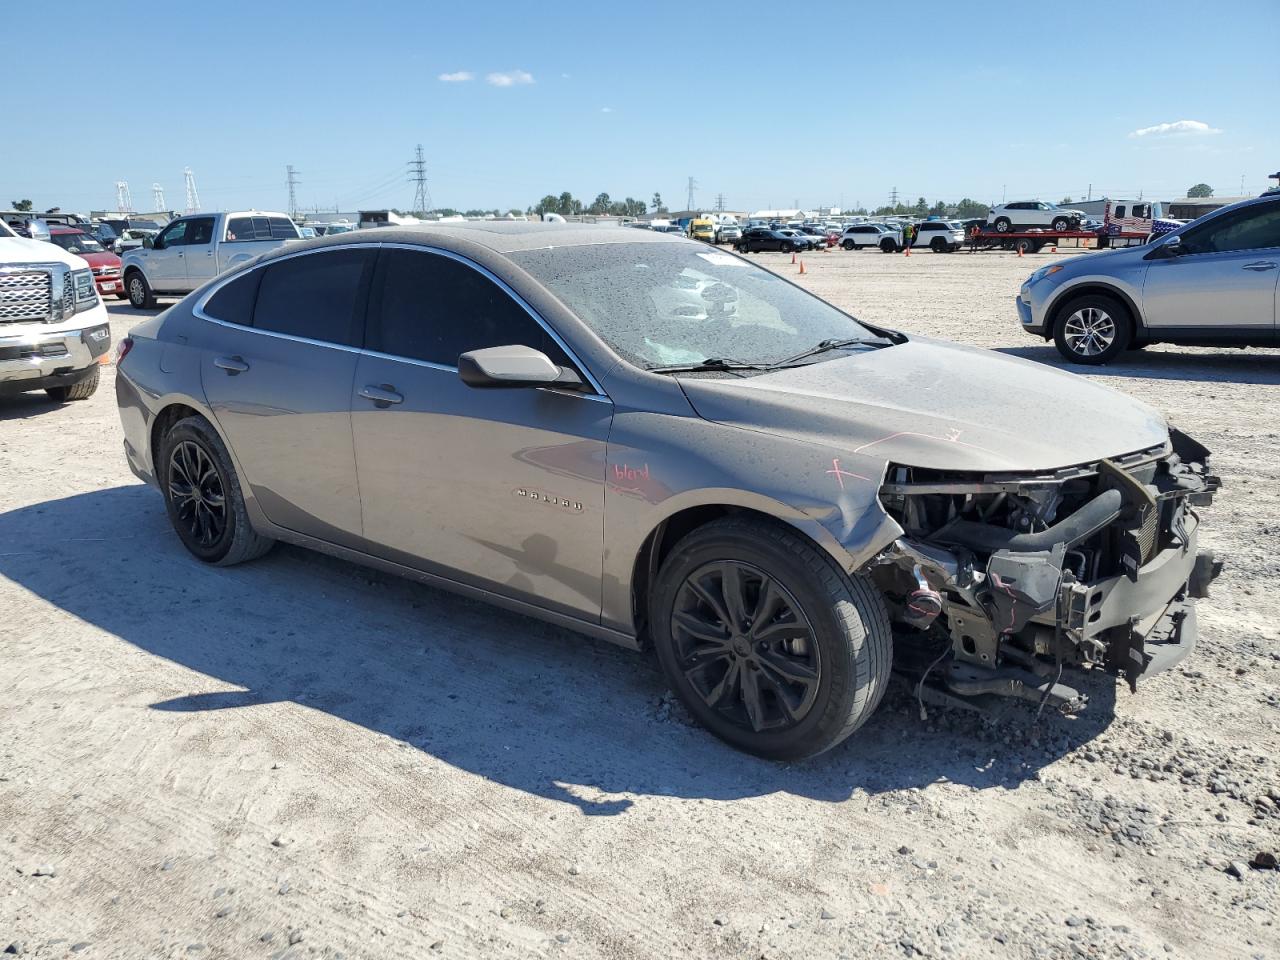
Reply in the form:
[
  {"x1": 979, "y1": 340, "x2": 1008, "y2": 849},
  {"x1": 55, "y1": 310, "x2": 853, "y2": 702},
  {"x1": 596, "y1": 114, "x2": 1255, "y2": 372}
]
[
  {"x1": 408, "y1": 145, "x2": 431, "y2": 215},
  {"x1": 152, "y1": 183, "x2": 165, "y2": 211},
  {"x1": 686, "y1": 176, "x2": 697, "y2": 211},
  {"x1": 889, "y1": 187, "x2": 899, "y2": 208},
  {"x1": 183, "y1": 167, "x2": 201, "y2": 213},
  {"x1": 115, "y1": 181, "x2": 132, "y2": 214},
  {"x1": 286, "y1": 165, "x2": 301, "y2": 218},
  {"x1": 714, "y1": 193, "x2": 726, "y2": 212}
]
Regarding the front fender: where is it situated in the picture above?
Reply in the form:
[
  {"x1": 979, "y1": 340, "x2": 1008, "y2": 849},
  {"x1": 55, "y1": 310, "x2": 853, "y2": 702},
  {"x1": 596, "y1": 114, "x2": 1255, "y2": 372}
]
[{"x1": 600, "y1": 410, "x2": 901, "y2": 633}]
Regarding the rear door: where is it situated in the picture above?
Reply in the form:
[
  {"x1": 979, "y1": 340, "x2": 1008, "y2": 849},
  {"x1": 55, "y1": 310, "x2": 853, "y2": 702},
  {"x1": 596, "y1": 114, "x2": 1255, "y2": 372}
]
[
  {"x1": 350, "y1": 246, "x2": 612, "y2": 620},
  {"x1": 199, "y1": 246, "x2": 376, "y2": 545},
  {"x1": 1141, "y1": 199, "x2": 1280, "y2": 339}
]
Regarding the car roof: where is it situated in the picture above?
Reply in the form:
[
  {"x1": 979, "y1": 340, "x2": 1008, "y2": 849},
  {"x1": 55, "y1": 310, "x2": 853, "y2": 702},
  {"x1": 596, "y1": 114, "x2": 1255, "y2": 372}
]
[
  {"x1": 256, "y1": 221, "x2": 687, "y2": 265},
  {"x1": 49, "y1": 225, "x2": 85, "y2": 234}
]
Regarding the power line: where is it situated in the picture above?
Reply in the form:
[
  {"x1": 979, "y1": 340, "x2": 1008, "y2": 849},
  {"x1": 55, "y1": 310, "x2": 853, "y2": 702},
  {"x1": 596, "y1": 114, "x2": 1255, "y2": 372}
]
[
  {"x1": 286, "y1": 165, "x2": 301, "y2": 219},
  {"x1": 408, "y1": 145, "x2": 431, "y2": 215}
]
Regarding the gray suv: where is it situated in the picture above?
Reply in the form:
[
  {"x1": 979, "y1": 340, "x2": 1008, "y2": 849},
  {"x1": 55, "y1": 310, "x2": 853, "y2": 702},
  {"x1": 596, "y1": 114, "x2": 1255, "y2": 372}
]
[
  {"x1": 1019, "y1": 194, "x2": 1280, "y2": 364},
  {"x1": 115, "y1": 224, "x2": 1221, "y2": 759}
]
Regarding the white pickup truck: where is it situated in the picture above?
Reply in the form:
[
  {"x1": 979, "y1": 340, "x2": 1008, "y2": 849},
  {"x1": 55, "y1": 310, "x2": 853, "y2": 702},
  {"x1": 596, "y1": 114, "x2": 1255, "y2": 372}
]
[
  {"x1": 121, "y1": 210, "x2": 300, "y2": 308},
  {"x1": 0, "y1": 219, "x2": 112, "y2": 402}
]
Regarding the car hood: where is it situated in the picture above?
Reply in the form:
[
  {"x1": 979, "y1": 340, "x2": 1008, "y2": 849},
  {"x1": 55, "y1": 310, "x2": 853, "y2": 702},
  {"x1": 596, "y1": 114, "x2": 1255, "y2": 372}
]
[
  {"x1": 0, "y1": 236, "x2": 83, "y2": 269},
  {"x1": 77, "y1": 250, "x2": 122, "y2": 269},
  {"x1": 677, "y1": 338, "x2": 1169, "y2": 473}
]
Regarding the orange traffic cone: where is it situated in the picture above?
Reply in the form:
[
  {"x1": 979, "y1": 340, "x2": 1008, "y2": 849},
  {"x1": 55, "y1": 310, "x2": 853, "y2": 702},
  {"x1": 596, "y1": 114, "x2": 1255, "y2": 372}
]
[
  {"x1": 791, "y1": 252, "x2": 796, "y2": 264},
  {"x1": 1017, "y1": 245, "x2": 1024, "y2": 257},
  {"x1": 799, "y1": 260, "x2": 806, "y2": 275}
]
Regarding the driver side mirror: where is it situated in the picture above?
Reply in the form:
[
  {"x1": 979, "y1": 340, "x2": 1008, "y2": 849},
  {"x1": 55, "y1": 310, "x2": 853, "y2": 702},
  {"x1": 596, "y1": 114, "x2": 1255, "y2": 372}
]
[
  {"x1": 143, "y1": 234, "x2": 156, "y2": 249},
  {"x1": 1146, "y1": 233, "x2": 1183, "y2": 259},
  {"x1": 458, "y1": 345, "x2": 584, "y2": 390}
]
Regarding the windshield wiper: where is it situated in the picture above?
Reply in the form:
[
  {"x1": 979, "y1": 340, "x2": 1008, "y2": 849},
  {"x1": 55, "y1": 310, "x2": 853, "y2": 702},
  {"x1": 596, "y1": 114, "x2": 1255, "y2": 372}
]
[
  {"x1": 766, "y1": 337, "x2": 877, "y2": 368},
  {"x1": 645, "y1": 357, "x2": 762, "y2": 375}
]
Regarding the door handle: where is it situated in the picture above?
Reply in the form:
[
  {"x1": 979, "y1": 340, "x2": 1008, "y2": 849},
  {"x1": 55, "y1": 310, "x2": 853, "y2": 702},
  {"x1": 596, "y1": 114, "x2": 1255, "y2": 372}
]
[
  {"x1": 1242, "y1": 261, "x2": 1277, "y2": 271},
  {"x1": 359, "y1": 384, "x2": 403, "y2": 408},
  {"x1": 214, "y1": 355, "x2": 249, "y2": 374}
]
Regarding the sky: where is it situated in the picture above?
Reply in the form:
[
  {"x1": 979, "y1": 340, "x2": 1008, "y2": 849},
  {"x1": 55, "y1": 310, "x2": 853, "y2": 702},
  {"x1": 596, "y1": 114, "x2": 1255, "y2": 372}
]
[{"x1": 6, "y1": 0, "x2": 1278, "y2": 216}]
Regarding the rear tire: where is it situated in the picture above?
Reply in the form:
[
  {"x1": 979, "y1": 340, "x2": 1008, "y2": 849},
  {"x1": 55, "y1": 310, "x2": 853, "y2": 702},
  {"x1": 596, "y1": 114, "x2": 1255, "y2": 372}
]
[
  {"x1": 159, "y1": 416, "x2": 274, "y2": 566},
  {"x1": 45, "y1": 367, "x2": 99, "y2": 402},
  {"x1": 1051, "y1": 216, "x2": 1071, "y2": 233},
  {"x1": 126, "y1": 271, "x2": 156, "y2": 309},
  {"x1": 879, "y1": 238, "x2": 896, "y2": 253},
  {"x1": 1053, "y1": 293, "x2": 1133, "y2": 365},
  {"x1": 649, "y1": 517, "x2": 892, "y2": 760},
  {"x1": 994, "y1": 217, "x2": 1012, "y2": 233}
]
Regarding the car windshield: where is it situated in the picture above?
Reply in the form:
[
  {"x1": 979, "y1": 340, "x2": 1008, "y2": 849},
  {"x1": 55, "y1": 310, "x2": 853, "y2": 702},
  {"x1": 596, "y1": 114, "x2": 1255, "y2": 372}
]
[
  {"x1": 509, "y1": 241, "x2": 880, "y2": 370},
  {"x1": 49, "y1": 233, "x2": 105, "y2": 254}
]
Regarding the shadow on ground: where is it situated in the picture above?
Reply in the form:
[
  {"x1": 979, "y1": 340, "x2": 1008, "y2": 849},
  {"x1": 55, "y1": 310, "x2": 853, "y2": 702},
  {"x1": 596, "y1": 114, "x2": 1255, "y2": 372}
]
[
  {"x1": 996, "y1": 344, "x2": 1280, "y2": 385},
  {"x1": 1, "y1": 485, "x2": 1121, "y2": 815}
]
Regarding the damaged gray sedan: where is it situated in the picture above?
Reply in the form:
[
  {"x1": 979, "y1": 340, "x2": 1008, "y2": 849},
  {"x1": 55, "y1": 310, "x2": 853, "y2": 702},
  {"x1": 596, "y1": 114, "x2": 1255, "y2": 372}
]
[{"x1": 114, "y1": 223, "x2": 1221, "y2": 760}]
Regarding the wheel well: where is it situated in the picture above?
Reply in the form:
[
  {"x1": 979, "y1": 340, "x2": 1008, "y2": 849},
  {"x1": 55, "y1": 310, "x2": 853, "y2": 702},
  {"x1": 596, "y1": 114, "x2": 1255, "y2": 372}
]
[
  {"x1": 149, "y1": 403, "x2": 203, "y2": 472},
  {"x1": 1046, "y1": 284, "x2": 1142, "y2": 337},
  {"x1": 629, "y1": 505, "x2": 828, "y2": 648}
]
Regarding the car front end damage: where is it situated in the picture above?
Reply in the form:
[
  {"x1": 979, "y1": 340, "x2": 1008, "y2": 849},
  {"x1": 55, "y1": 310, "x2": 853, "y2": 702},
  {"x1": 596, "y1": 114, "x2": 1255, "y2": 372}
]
[{"x1": 868, "y1": 429, "x2": 1221, "y2": 712}]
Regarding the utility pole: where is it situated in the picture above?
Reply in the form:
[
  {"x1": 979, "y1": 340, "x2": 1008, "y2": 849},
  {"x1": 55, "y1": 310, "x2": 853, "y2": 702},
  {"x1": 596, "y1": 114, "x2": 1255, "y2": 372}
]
[
  {"x1": 114, "y1": 181, "x2": 132, "y2": 215},
  {"x1": 152, "y1": 183, "x2": 165, "y2": 212},
  {"x1": 286, "y1": 165, "x2": 301, "y2": 219},
  {"x1": 1087, "y1": 183, "x2": 1092, "y2": 201},
  {"x1": 183, "y1": 167, "x2": 201, "y2": 213},
  {"x1": 686, "y1": 176, "x2": 697, "y2": 212},
  {"x1": 408, "y1": 144, "x2": 431, "y2": 215},
  {"x1": 714, "y1": 193, "x2": 726, "y2": 212}
]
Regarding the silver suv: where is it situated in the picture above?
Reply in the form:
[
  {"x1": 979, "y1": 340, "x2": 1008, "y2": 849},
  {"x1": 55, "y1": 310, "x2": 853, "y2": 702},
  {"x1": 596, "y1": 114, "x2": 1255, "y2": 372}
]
[{"x1": 1018, "y1": 194, "x2": 1280, "y2": 364}]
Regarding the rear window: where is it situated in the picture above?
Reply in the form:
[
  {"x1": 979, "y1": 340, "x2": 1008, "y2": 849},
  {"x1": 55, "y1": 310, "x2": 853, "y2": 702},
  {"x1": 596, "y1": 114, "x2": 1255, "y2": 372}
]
[
  {"x1": 202, "y1": 269, "x2": 261, "y2": 326},
  {"x1": 252, "y1": 248, "x2": 375, "y2": 346},
  {"x1": 225, "y1": 216, "x2": 300, "y2": 242}
]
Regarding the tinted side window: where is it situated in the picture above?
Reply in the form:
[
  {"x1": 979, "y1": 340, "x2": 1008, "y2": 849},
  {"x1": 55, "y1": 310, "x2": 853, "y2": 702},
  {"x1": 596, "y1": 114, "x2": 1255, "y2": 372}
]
[
  {"x1": 269, "y1": 217, "x2": 298, "y2": 239},
  {"x1": 157, "y1": 220, "x2": 188, "y2": 247},
  {"x1": 1181, "y1": 202, "x2": 1280, "y2": 255},
  {"x1": 187, "y1": 217, "x2": 215, "y2": 245},
  {"x1": 203, "y1": 269, "x2": 261, "y2": 326},
  {"x1": 368, "y1": 249, "x2": 570, "y2": 369},
  {"x1": 253, "y1": 248, "x2": 374, "y2": 346},
  {"x1": 1114, "y1": 205, "x2": 1126, "y2": 218}
]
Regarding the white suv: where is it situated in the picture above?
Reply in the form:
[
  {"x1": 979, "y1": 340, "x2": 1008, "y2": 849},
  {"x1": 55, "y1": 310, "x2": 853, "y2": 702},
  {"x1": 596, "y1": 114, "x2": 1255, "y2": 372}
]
[
  {"x1": 988, "y1": 201, "x2": 1085, "y2": 234},
  {"x1": 0, "y1": 219, "x2": 112, "y2": 402}
]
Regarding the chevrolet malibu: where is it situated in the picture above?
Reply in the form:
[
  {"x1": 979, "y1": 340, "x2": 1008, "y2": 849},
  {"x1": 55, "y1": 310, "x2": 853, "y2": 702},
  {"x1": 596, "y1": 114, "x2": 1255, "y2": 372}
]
[{"x1": 115, "y1": 224, "x2": 1221, "y2": 759}]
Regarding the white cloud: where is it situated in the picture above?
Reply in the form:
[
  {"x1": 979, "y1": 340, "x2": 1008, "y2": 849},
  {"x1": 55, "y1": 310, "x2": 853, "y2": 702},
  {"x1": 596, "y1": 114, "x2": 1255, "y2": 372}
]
[
  {"x1": 1128, "y1": 119, "x2": 1221, "y2": 138},
  {"x1": 561, "y1": 73, "x2": 571, "y2": 79},
  {"x1": 438, "y1": 71, "x2": 473, "y2": 83},
  {"x1": 486, "y1": 70, "x2": 534, "y2": 87},
  {"x1": 600, "y1": 106, "x2": 613, "y2": 113}
]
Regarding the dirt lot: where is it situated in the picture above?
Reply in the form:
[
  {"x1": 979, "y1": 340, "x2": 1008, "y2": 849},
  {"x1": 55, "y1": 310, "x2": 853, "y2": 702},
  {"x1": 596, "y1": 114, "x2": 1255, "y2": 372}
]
[{"x1": 2, "y1": 249, "x2": 1278, "y2": 960}]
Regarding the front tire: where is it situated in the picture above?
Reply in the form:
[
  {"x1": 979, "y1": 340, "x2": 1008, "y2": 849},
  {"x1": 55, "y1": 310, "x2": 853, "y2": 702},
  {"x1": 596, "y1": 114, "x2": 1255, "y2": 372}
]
[
  {"x1": 930, "y1": 237, "x2": 946, "y2": 253},
  {"x1": 781, "y1": 242, "x2": 794, "y2": 254},
  {"x1": 45, "y1": 367, "x2": 99, "y2": 402},
  {"x1": 842, "y1": 239, "x2": 855, "y2": 251},
  {"x1": 159, "y1": 416, "x2": 274, "y2": 565},
  {"x1": 126, "y1": 271, "x2": 156, "y2": 309},
  {"x1": 1053, "y1": 293, "x2": 1133, "y2": 365},
  {"x1": 650, "y1": 517, "x2": 892, "y2": 760}
]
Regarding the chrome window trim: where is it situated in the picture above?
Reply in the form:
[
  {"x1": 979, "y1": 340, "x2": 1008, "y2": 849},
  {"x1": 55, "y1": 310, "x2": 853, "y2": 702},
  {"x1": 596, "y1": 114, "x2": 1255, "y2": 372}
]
[{"x1": 193, "y1": 240, "x2": 611, "y2": 400}]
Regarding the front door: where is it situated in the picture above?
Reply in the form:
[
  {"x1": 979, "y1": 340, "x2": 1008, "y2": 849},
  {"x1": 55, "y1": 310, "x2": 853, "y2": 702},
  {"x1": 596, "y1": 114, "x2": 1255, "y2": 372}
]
[
  {"x1": 179, "y1": 216, "x2": 219, "y2": 291},
  {"x1": 148, "y1": 218, "x2": 191, "y2": 291},
  {"x1": 199, "y1": 246, "x2": 376, "y2": 546},
  {"x1": 350, "y1": 247, "x2": 612, "y2": 620},
  {"x1": 1142, "y1": 199, "x2": 1280, "y2": 338}
]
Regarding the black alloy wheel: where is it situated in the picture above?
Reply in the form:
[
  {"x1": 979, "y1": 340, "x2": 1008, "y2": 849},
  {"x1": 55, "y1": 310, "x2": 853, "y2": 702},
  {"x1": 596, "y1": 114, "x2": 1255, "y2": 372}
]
[
  {"x1": 168, "y1": 439, "x2": 228, "y2": 550},
  {"x1": 671, "y1": 560, "x2": 821, "y2": 735}
]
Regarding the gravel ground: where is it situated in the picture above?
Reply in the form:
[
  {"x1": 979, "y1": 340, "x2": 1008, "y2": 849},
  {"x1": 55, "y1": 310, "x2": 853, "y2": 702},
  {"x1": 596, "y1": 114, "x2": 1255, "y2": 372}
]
[{"x1": 2, "y1": 248, "x2": 1277, "y2": 959}]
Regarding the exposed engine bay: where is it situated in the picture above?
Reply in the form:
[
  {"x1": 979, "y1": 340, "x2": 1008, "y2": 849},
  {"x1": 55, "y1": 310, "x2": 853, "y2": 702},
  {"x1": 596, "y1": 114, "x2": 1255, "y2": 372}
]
[{"x1": 870, "y1": 428, "x2": 1222, "y2": 714}]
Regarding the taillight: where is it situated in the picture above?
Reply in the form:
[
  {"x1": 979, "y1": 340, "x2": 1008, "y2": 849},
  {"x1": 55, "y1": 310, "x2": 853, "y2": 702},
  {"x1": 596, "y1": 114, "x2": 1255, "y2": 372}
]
[{"x1": 116, "y1": 337, "x2": 134, "y2": 365}]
